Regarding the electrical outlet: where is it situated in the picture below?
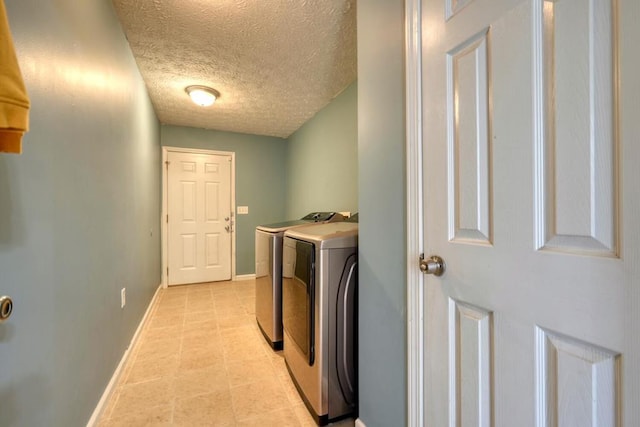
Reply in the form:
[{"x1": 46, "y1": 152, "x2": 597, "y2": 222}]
[{"x1": 121, "y1": 288, "x2": 126, "y2": 308}]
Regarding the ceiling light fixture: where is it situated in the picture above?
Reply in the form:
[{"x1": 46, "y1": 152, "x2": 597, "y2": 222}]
[{"x1": 185, "y1": 85, "x2": 220, "y2": 107}]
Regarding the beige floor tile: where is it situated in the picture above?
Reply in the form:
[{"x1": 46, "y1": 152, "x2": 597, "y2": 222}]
[
  {"x1": 183, "y1": 318, "x2": 218, "y2": 336},
  {"x1": 101, "y1": 404, "x2": 173, "y2": 426},
  {"x1": 158, "y1": 286, "x2": 187, "y2": 301},
  {"x1": 186, "y1": 290, "x2": 213, "y2": 299},
  {"x1": 236, "y1": 407, "x2": 300, "y2": 426},
  {"x1": 222, "y1": 339, "x2": 267, "y2": 363},
  {"x1": 185, "y1": 304, "x2": 215, "y2": 314},
  {"x1": 184, "y1": 309, "x2": 217, "y2": 324},
  {"x1": 183, "y1": 319, "x2": 217, "y2": 333},
  {"x1": 188, "y1": 281, "x2": 214, "y2": 288},
  {"x1": 155, "y1": 293, "x2": 187, "y2": 305},
  {"x1": 259, "y1": 336, "x2": 283, "y2": 358},
  {"x1": 210, "y1": 293, "x2": 238, "y2": 305},
  {"x1": 147, "y1": 313, "x2": 185, "y2": 330},
  {"x1": 212, "y1": 295, "x2": 242, "y2": 308},
  {"x1": 173, "y1": 365, "x2": 230, "y2": 399},
  {"x1": 210, "y1": 282, "x2": 237, "y2": 293},
  {"x1": 99, "y1": 389, "x2": 120, "y2": 420},
  {"x1": 217, "y1": 314, "x2": 255, "y2": 330},
  {"x1": 141, "y1": 325, "x2": 182, "y2": 343},
  {"x1": 155, "y1": 299, "x2": 187, "y2": 310},
  {"x1": 233, "y1": 280, "x2": 255, "y2": 291},
  {"x1": 186, "y1": 287, "x2": 213, "y2": 297},
  {"x1": 150, "y1": 309, "x2": 185, "y2": 322},
  {"x1": 124, "y1": 354, "x2": 180, "y2": 384},
  {"x1": 278, "y1": 373, "x2": 305, "y2": 406},
  {"x1": 236, "y1": 294, "x2": 255, "y2": 303},
  {"x1": 182, "y1": 335, "x2": 224, "y2": 359},
  {"x1": 293, "y1": 402, "x2": 318, "y2": 427},
  {"x1": 151, "y1": 312, "x2": 187, "y2": 328},
  {"x1": 220, "y1": 327, "x2": 266, "y2": 356},
  {"x1": 219, "y1": 324, "x2": 260, "y2": 343},
  {"x1": 179, "y1": 345, "x2": 225, "y2": 372},
  {"x1": 110, "y1": 378, "x2": 175, "y2": 417},
  {"x1": 100, "y1": 279, "x2": 333, "y2": 426},
  {"x1": 230, "y1": 378, "x2": 290, "y2": 420},
  {"x1": 186, "y1": 300, "x2": 215, "y2": 313},
  {"x1": 225, "y1": 356, "x2": 278, "y2": 387},
  {"x1": 237, "y1": 296, "x2": 256, "y2": 314},
  {"x1": 182, "y1": 321, "x2": 219, "y2": 343},
  {"x1": 182, "y1": 325, "x2": 222, "y2": 351},
  {"x1": 270, "y1": 353, "x2": 291, "y2": 379},
  {"x1": 117, "y1": 354, "x2": 138, "y2": 386},
  {"x1": 135, "y1": 337, "x2": 182, "y2": 361},
  {"x1": 215, "y1": 304, "x2": 247, "y2": 318},
  {"x1": 173, "y1": 389, "x2": 236, "y2": 427},
  {"x1": 182, "y1": 337, "x2": 224, "y2": 360},
  {"x1": 157, "y1": 294, "x2": 188, "y2": 305}
]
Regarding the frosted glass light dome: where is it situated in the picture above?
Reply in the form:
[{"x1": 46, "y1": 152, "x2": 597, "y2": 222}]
[{"x1": 185, "y1": 86, "x2": 219, "y2": 107}]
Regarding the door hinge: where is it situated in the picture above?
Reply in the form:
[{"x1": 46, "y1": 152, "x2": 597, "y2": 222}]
[
  {"x1": 166, "y1": 267, "x2": 169, "y2": 276},
  {"x1": 166, "y1": 214, "x2": 169, "y2": 223},
  {"x1": 165, "y1": 160, "x2": 170, "y2": 166}
]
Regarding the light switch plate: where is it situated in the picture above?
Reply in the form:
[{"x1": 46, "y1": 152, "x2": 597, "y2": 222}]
[{"x1": 237, "y1": 206, "x2": 249, "y2": 215}]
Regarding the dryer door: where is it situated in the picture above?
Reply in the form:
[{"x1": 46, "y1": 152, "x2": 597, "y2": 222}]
[{"x1": 283, "y1": 238, "x2": 315, "y2": 365}]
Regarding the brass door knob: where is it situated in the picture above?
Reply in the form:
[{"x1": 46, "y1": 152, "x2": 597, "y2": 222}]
[
  {"x1": 0, "y1": 296, "x2": 13, "y2": 321},
  {"x1": 420, "y1": 255, "x2": 445, "y2": 276}
]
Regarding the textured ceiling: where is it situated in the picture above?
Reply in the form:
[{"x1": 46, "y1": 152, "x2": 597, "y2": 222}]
[{"x1": 111, "y1": 0, "x2": 357, "y2": 138}]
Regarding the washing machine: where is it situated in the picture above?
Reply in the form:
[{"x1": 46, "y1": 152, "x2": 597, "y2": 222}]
[
  {"x1": 255, "y1": 212, "x2": 345, "y2": 349},
  {"x1": 282, "y1": 217, "x2": 358, "y2": 425}
]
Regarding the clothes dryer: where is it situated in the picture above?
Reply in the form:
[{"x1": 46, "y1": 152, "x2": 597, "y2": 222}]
[
  {"x1": 282, "y1": 219, "x2": 358, "y2": 425},
  {"x1": 255, "y1": 212, "x2": 344, "y2": 349}
]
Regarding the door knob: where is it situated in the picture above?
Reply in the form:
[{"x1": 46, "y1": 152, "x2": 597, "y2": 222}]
[
  {"x1": 420, "y1": 255, "x2": 445, "y2": 276},
  {"x1": 0, "y1": 296, "x2": 13, "y2": 321},
  {"x1": 225, "y1": 225, "x2": 230, "y2": 232}
]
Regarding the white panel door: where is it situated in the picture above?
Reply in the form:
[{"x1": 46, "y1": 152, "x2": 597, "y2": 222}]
[
  {"x1": 168, "y1": 151, "x2": 232, "y2": 285},
  {"x1": 421, "y1": 0, "x2": 639, "y2": 425}
]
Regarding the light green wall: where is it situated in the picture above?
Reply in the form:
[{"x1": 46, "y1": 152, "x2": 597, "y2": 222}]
[
  {"x1": 286, "y1": 82, "x2": 358, "y2": 218},
  {"x1": 162, "y1": 82, "x2": 357, "y2": 276},
  {"x1": 160, "y1": 126, "x2": 288, "y2": 275},
  {"x1": 1, "y1": 1, "x2": 161, "y2": 425},
  {"x1": 357, "y1": 1, "x2": 407, "y2": 426},
  {"x1": 0, "y1": 2, "x2": 370, "y2": 424}
]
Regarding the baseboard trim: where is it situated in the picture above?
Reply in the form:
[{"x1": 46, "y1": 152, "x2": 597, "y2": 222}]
[
  {"x1": 86, "y1": 283, "x2": 163, "y2": 427},
  {"x1": 234, "y1": 273, "x2": 256, "y2": 281},
  {"x1": 355, "y1": 418, "x2": 367, "y2": 427}
]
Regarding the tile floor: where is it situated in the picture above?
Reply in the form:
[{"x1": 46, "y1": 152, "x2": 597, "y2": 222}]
[{"x1": 98, "y1": 280, "x2": 355, "y2": 426}]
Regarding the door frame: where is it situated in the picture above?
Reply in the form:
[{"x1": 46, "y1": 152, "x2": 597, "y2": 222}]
[
  {"x1": 161, "y1": 146, "x2": 237, "y2": 288},
  {"x1": 405, "y1": 0, "x2": 424, "y2": 425}
]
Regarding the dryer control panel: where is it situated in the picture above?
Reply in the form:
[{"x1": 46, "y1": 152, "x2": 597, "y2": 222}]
[{"x1": 301, "y1": 212, "x2": 344, "y2": 222}]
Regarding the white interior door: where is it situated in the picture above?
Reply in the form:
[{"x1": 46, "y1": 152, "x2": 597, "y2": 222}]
[
  {"x1": 421, "y1": 0, "x2": 639, "y2": 425},
  {"x1": 167, "y1": 151, "x2": 232, "y2": 285}
]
